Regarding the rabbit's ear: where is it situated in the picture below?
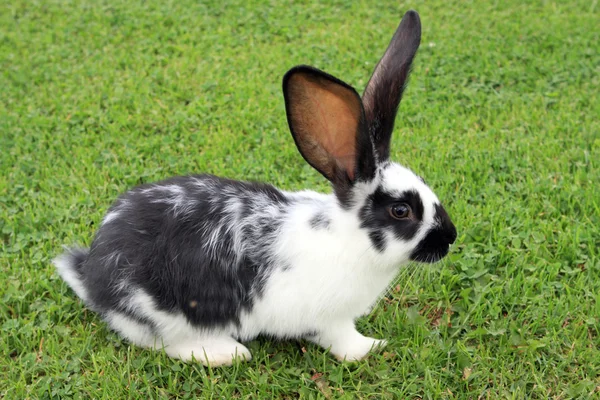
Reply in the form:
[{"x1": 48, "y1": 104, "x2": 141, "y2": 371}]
[
  {"x1": 283, "y1": 66, "x2": 376, "y2": 185},
  {"x1": 362, "y1": 10, "x2": 421, "y2": 162}
]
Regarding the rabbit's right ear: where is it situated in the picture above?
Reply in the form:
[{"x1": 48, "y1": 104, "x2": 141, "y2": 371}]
[{"x1": 283, "y1": 66, "x2": 376, "y2": 186}]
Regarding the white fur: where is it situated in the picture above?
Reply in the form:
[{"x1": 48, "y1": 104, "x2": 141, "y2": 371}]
[
  {"x1": 108, "y1": 288, "x2": 250, "y2": 366},
  {"x1": 306, "y1": 321, "x2": 387, "y2": 361},
  {"x1": 102, "y1": 199, "x2": 129, "y2": 225},
  {"x1": 54, "y1": 254, "x2": 90, "y2": 303},
  {"x1": 102, "y1": 210, "x2": 120, "y2": 225},
  {"x1": 142, "y1": 184, "x2": 197, "y2": 217},
  {"x1": 105, "y1": 311, "x2": 158, "y2": 348}
]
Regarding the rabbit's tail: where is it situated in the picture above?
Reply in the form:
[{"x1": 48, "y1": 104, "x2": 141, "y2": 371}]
[{"x1": 54, "y1": 247, "x2": 91, "y2": 303}]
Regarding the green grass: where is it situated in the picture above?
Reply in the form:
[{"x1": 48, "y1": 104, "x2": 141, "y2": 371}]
[{"x1": 1, "y1": 0, "x2": 599, "y2": 398}]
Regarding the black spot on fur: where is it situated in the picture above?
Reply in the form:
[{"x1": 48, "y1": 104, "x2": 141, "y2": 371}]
[
  {"x1": 359, "y1": 186, "x2": 424, "y2": 251},
  {"x1": 261, "y1": 221, "x2": 277, "y2": 237},
  {"x1": 410, "y1": 204, "x2": 457, "y2": 263},
  {"x1": 240, "y1": 196, "x2": 253, "y2": 219},
  {"x1": 74, "y1": 174, "x2": 289, "y2": 329},
  {"x1": 302, "y1": 330, "x2": 318, "y2": 339},
  {"x1": 368, "y1": 230, "x2": 386, "y2": 252},
  {"x1": 309, "y1": 213, "x2": 330, "y2": 230}
]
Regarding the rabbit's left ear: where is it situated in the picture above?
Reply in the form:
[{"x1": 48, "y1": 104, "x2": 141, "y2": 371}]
[
  {"x1": 283, "y1": 66, "x2": 376, "y2": 185},
  {"x1": 362, "y1": 10, "x2": 421, "y2": 162}
]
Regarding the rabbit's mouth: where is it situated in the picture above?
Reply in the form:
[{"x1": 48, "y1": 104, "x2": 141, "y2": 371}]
[
  {"x1": 409, "y1": 216, "x2": 457, "y2": 264},
  {"x1": 410, "y1": 244, "x2": 451, "y2": 264}
]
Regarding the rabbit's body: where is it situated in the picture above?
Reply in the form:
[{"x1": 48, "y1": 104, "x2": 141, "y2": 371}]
[{"x1": 56, "y1": 11, "x2": 458, "y2": 366}]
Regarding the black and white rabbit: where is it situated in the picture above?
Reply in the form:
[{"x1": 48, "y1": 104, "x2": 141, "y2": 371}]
[{"x1": 55, "y1": 10, "x2": 456, "y2": 366}]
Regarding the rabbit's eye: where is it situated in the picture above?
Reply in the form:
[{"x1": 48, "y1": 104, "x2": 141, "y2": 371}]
[{"x1": 389, "y1": 203, "x2": 411, "y2": 220}]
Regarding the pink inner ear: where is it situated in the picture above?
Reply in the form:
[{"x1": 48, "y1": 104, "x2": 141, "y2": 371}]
[
  {"x1": 336, "y1": 154, "x2": 356, "y2": 180},
  {"x1": 287, "y1": 71, "x2": 363, "y2": 181},
  {"x1": 313, "y1": 87, "x2": 360, "y2": 176}
]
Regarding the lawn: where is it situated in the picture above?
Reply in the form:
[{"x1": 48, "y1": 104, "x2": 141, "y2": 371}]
[{"x1": 1, "y1": 0, "x2": 599, "y2": 398}]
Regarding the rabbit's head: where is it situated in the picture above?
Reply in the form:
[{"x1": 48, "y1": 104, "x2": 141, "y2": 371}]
[{"x1": 283, "y1": 10, "x2": 456, "y2": 265}]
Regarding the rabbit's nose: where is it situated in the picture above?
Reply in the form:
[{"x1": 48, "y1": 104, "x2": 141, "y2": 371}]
[{"x1": 432, "y1": 203, "x2": 456, "y2": 245}]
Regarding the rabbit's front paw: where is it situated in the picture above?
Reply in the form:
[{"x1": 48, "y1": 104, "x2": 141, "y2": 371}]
[
  {"x1": 309, "y1": 323, "x2": 387, "y2": 361},
  {"x1": 332, "y1": 335, "x2": 387, "y2": 361}
]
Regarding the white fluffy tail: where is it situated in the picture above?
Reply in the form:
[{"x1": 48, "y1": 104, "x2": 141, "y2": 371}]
[{"x1": 53, "y1": 247, "x2": 90, "y2": 303}]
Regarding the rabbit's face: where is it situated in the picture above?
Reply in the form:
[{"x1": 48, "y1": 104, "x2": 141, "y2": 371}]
[
  {"x1": 356, "y1": 162, "x2": 456, "y2": 264},
  {"x1": 282, "y1": 11, "x2": 454, "y2": 267}
]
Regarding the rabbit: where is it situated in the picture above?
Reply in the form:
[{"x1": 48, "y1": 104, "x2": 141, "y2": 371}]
[{"x1": 54, "y1": 10, "x2": 457, "y2": 367}]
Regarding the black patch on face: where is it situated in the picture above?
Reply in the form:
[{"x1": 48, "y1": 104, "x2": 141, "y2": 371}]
[
  {"x1": 309, "y1": 213, "x2": 330, "y2": 230},
  {"x1": 410, "y1": 204, "x2": 457, "y2": 263},
  {"x1": 76, "y1": 174, "x2": 289, "y2": 331},
  {"x1": 359, "y1": 187, "x2": 425, "y2": 252},
  {"x1": 368, "y1": 230, "x2": 386, "y2": 252}
]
